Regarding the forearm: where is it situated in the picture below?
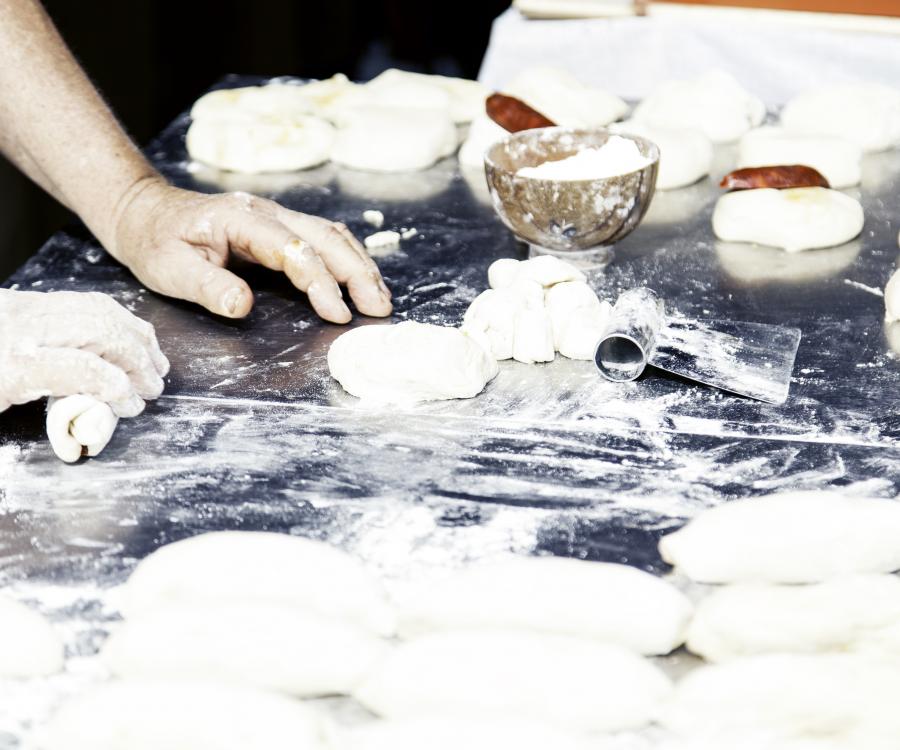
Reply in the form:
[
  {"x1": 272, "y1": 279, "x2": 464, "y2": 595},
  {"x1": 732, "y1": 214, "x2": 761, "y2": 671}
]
[{"x1": 0, "y1": 0, "x2": 159, "y2": 258}]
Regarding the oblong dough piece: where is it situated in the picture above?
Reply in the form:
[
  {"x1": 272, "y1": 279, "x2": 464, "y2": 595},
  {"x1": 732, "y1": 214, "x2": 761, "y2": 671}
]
[
  {"x1": 397, "y1": 557, "x2": 693, "y2": 655},
  {"x1": 780, "y1": 83, "x2": 900, "y2": 153},
  {"x1": 354, "y1": 630, "x2": 672, "y2": 732},
  {"x1": 631, "y1": 70, "x2": 765, "y2": 144},
  {"x1": 712, "y1": 187, "x2": 863, "y2": 253},
  {"x1": 331, "y1": 107, "x2": 457, "y2": 172},
  {"x1": 885, "y1": 266, "x2": 900, "y2": 322},
  {"x1": 119, "y1": 531, "x2": 394, "y2": 635},
  {"x1": 37, "y1": 680, "x2": 326, "y2": 750},
  {"x1": 334, "y1": 717, "x2": 597, "y2": 750},
  {"x1": 0, "y1": 595, "x2": 64, "y2": 678},
  {"x1": 612, "y1": 120, "x2": 713, "y2": 190},
  {"x1": 102, "y1": 602, "x2": 386, "y2": 697},
  {"x1": 659, "y1": 492, "x2": 900, "y2": 584},
  {"x1": 328, "y1": 322, "x2": 498, "y2": 403},
  {"x1": 46, "y1": 395, "x2": 118, "y2": 463},
  {"x1": 737, "y1": 126, "x2": 862, "y2": 189},
  {"x1": 687, "y1": 575, "x2": 900, "y2": 662}
]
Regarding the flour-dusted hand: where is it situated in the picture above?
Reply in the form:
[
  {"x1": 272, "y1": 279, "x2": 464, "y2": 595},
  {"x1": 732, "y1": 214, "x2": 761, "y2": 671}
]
[
  {"x1": 110, "y1": 179, "x2": 393, "y2": 322},
  {"x1": 0, "y1": 289, "x2": 169, "y2": 417}
]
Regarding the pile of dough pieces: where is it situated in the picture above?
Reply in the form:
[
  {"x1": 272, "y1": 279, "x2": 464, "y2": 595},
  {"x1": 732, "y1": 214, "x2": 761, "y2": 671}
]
[
  {"x1": 23, "y1": 489, "x2": 900, "y2": 748},
  {"x1": 327, "y1": 256, "x2": 610, "y2": 405}
]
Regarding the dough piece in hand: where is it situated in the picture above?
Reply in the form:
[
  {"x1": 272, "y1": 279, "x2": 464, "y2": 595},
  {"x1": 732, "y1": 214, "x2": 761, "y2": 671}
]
[
  {"x1": 885, "y1": 266, "x2": 900, "y2": 323},
  {"x1": 398, "y1": 556, "x2": 693, "y2": 655},
  {"x1": 712, "y1": 187, "x2": 863, "y2": 253},
  {"x1": 659, "y1": 492, "x2": 900, "y2": 584},
  {"x1": 780, "y1": 83, "x2": 900, "y2": 153},
  {"x1": 335, "y1": 717, "x2": 597, "y2": 750},
  {"x1": 503, "y1": 66, "x2": 627, "y2": 128},
  {"x1": 328, "y1": 321, "x2": 498, "y2": 403},
  {"x1": 611, "y1": 120, "x2": 713, "y2": 190},
  {"x1": 38, "y1": 680, "x2": 326, "y2": 750},
  {"x1": 120, "y1": 531, "x2": 395, "y2": 635},
  {"x1": 687, "y1": 575, "x2": 900, "y2": 663},
  {"x1": 512, "y1": 306, "x2": 555, "y2": 364},
  {"x1": 331, "y1": 107, "x2": 457, "y2": 172},
  {"x1": 459, "y1": 115, "x2": 510, "y2": 169},
  {"x1": 737, "y1": 126, "x2": 862, "y2": 189},
  {"x1": 659, "y1": 653, "x2": 900, "y2": 742},
  {"x1": 46, "y1": 395, "x2": 119, "y2": 463},
  {"x1": 354, "y1": 630, "x2": 672, "y2": 732},
  {"x1": 0, "y1": 595, "x2": 64, "y2": 678},
  {"x1": 102, "y1": 603, "x2": 386, "y2": 697},
  {"x1": 632, "y1": 70, "x2": 765, "y2": 144}
]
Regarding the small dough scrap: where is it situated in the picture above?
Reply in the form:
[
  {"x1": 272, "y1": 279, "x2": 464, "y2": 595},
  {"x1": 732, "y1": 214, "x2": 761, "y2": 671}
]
[
  {"x1": 362, "y1": 209, "x2": 384, "y2": 228},
  {"x1": 517, "y1": 255, "x2": 586, "y2": 287},
  {"x1": 885, "y1": 266, "x2": 900, "y2": 322},
  {"x1": 39, "y1": 680, "x2": 326, "y2": 750},
  {"x1": 354, "y1": 630, "x2": 672, "y2": 732},
  {"x1": 557, "y1": 301, "x2": 613, "y2": 360},
  {"x1": 459, "y1": 115, "x2": 510, "y2": 169},
  {"x1": 780, "y1": 83, "x2": 900, "y2": 153},
  {"x1": 120, "y1": 531, "x2": 394, "y2": 635},
  {"x1": 0, "y1": 595, "x2": 64, "y2": 678},
  {"x1": 659, "y1": 653, "x2": 900, "y2": 742},
  {"x1": 328, "y1": 322, "x2": 498, "y2": 403},
  {"x1": 737, "y1": 126, "x2": 862, "y2": 189},
  {"x1": 659, "y1": 492, "x2": 900, "y2": 584},
  {"x1": 512, "y1": 306, "x2": 555, "y2": 364},
  {"x1": 363, "y1": 230, "x2": 401, "y2": 252},
  {"x1": 611, "y1": 120, "x2": 713, "y2": 190},
  {"x1": 397, "y1": 557, "x2": 693, "y2": 655},
  {"x1": 487, "y1": 258, "x2": 521, "y2": 290},
  {"x1": 102, "y1": 602, "x2": 386, "y2": 697},
  {"x1": 687, "y1": 575, "x2": 900, "y2": 663},
  {"x1": 503, "y1": 66, "x2": 628, "y2": 128},
  {"x1": 335, "y1": 717, "x2": 597, "y2": 750},
  {"x1": 331, "y1": 107, "x2": 457, "y2": 172},
  {"x1": 712, "y1": 187, "x2": 863, "y2": 253},
  {"x1": 46, "y1": 395, "x2": 118, "y2": 463},
  {"x1": 631, "y1": 70, "x2": 765, "y2": 144}
]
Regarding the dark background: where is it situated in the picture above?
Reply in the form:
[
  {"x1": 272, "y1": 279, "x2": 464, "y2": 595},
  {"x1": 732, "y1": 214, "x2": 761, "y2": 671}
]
[{"x1": 0, "y1": 0, "x2": 509, "y2": 281}]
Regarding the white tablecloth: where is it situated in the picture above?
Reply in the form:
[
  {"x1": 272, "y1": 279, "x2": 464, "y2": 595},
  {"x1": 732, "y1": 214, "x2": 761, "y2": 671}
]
[{"x1": 479, "y1": 7, "x2": 900, "y2": 106}]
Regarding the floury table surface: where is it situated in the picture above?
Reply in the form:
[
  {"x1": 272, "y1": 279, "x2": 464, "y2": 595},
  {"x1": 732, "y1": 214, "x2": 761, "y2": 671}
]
[{"x1": 1, "y1": 77, "x2": 900, "y2": 741}]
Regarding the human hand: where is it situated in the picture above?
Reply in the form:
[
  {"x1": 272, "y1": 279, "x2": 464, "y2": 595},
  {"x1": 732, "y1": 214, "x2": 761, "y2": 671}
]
[
  {"x1": 0, "y1": 289, "x2": 169, "y2": 417},
  {"x1": 110, "y1": 179, "x2": 393, "y2": 322}
]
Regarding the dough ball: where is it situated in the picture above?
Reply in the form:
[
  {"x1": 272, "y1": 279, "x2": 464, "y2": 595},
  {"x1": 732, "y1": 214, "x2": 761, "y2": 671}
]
[
  {"x1": 503, "y1": 66, "x2": 628, "y2": 128},
  {"x1": 487, "y1": 258, "x2": 522, "y2": 290},
  {"x1": 544, "y1": 280, "x2": 602, "y2": 347},
  {"x1": 512, "y1": 306, "x2": 555, "y2": 364},
  {"x1": 463, "y1": 289, "x2": 518, "y2": 360},
  {"x1": 459, "y1": 115, "x2": 509, "y2": 169},
  {"x1": 38, "y1": 680, "x2": 326, "y2": 750},
  {"x1": 631, "y1": 70, "x2": 765, "y2": 144},
  {"x1": 354, "y1": 630, "x2": 672, "y2": 732},
  {"x1": 331, "y1": 107, "x2": 457, "y2": 172},
  {"x1": 712, "y1": 187, "x2": 864, "y2": 253},
  {"x1": 335, "y1": 717, "x2": 596, "y2": 750},
  {"x1": 360, "y1": 69, "x2": 488, "y2": 124},
  {"x1": 611, "y1": 120, "x2": 713, "y2": 190},
  {"x1": 120, "y1": 531, "x2": 394, "y2": 635},
  {"x1": 290, "y1": 74, "x2": 361, "y2": 122},
  {"x1": 687, "y1": 575, "x2": 900, "y2": 663},
  {"x1": 186, "y1": 114, "x2": 334, "y2": 174},
  {"x1": 190, "y1": 84, "x2": 314, "y2": 121},
  {"x1": 737, "y1": 126, "x2": 862, "y2": 189},
  {"x1": 102, "y1": 602, "x2": 386, "y2": 697},
  {"x1": 46, "y1": 395, "x2": 119, "y2": 463},
  {"x1": 659, "y1": 653, "x2": 900, "y2": 742},
  {"x1": 780, "y1": 83, "x2": 900, "y2": 153},
  {"x1": 327, "y1": 321, "x2": 498, "y2": 403},
  {"x1": 517, "y1": 255, "x2": 585, "y2": 287},
  {"x1": 397, "y1": 556, "x2": 693, "y2": 655},
  {"x1": 0, "y1": 595, "x2": 64, "y2": 678},
  {"x1": 659, "y1": 492, "x2": 900, "y2": 584},
  {"x1": 885, "y1": 266, "x2": 900, "y2": 323},
  {"x1": 557, "y1": 301, "x2": 613, "y2": 361}
]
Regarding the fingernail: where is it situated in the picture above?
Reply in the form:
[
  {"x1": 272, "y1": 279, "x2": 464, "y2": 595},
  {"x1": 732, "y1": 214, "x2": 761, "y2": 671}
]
[{"x1": 223, "y1": 288, "x2": 243, "y2": 315}]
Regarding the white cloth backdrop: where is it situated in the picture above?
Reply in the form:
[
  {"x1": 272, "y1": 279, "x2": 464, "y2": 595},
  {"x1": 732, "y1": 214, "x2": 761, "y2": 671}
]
[{"x1": 479, "y1": 8, "x2": 900, "y2": 106}]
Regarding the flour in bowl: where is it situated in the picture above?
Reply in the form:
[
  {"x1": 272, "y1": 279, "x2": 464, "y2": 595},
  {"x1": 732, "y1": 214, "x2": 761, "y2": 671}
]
[{"x1": 517, "y1": 136, "x2": 651, "y2": 181}]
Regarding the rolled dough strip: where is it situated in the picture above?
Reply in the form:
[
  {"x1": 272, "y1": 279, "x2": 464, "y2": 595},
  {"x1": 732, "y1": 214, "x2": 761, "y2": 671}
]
[{"x1": 46, "y1": 395, "x2": 118, "y2": 463}]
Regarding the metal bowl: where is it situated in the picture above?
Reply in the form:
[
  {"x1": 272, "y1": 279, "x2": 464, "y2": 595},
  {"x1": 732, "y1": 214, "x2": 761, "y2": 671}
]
[{"x1": 484, "y1": 127, "x2": 659, "y2": 254}]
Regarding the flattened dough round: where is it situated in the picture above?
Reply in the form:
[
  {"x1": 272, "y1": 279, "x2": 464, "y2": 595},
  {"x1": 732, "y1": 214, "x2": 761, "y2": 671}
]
[
  {"x1": 780, "y1": 83, "x2": 900, "y2": 153},
  {"x1": 120, "y1": 531, "x2": 394, "y2": 635},
  {"x1": 0, "y1": 595, "x2": 64, "y2": 678},
  {"x1": 712, "y1": 187, "x2": 863, "y2": 253},
  {"x1": 354, "y1": 630, "x2": 672, "y2": 732},
  {"x1": 39, "y1": 680, "x2": 326, "y2": 750},
  {"x1": 612, "y1": 120, "x2": 713, "y2": 190},
  {"x1": 397, "y1": 556, "x2": 693, "y2": 655},
  {"x1": 659, "y1": 492, "x2": 900, "y2": 584},
  {"x1": 327, "y1": 321, "x2": 498, "y2": 404},
  {"x1": 46, "y1": 395, "x2": 118, "y2": 463},
  {"x1": 737, "y1": 126, "x2": 862, "y2": 189}
]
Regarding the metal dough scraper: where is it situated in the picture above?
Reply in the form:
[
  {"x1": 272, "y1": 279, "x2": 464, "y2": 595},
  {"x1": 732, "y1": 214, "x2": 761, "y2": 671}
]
[{"x1": 593, "y1": 288, "x2": 801, "y2": 404}]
